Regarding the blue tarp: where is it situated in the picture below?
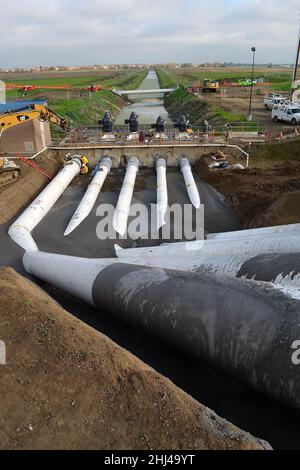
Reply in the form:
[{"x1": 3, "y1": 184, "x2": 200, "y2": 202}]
[{"x1": 0, "y1": 100, "x2": 47, "y2": 115}]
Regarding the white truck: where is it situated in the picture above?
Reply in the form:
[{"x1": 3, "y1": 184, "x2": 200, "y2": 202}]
[
  {"x1": 263, "y1": 94, "x2": 287, "y2": 110},
  {"x1": 272, "y1": 105, "x2": 300, "y2": 125}
]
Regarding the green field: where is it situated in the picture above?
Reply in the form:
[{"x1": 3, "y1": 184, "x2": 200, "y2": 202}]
[
  {"x1": 4, "y1": 69, "x2": 148, "y2": 127},
  {"x1": 156, "y1": 67, "x2": 294, "y2": 92}
]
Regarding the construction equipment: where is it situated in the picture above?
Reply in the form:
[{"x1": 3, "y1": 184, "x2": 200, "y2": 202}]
[
  {"x1": 0, "y1": 157, "x2": 20, "y2": 187},
  {"x1": 0, "y1": 103, "x2": 69, "y2": 186},
  {"x1": 0, "y1": 103, "x2": 70, "y2": 138},
  {"x1": 86, "y1": 84, "x2": 103, "y2": 93},
  {"x1": 202, "y1": 80, "x2": 220, "y2": 93}
]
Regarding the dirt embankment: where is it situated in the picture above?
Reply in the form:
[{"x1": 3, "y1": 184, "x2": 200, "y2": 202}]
[
  {"x1": 0, "y1": 150, "x2": 63, "y2": 225},
  {"x1": 0, "y1": 267, "x2": 271, "y2": 450},
  {"x1": 196, "y1": 159, "x2": 300, "y2": 228},
  {"x1": 165, "y1": 88, "x2": 210, "y2": 127}
]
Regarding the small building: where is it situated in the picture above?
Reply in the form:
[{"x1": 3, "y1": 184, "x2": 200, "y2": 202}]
[{"x1": 0, "y1": 100, "x2": 52, "y2": 155}]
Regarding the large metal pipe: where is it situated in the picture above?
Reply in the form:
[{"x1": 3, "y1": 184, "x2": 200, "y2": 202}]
[
  {"x1": 116, "y1": 246, "x2": 300, "y2": 289},
  {"x1": 64, "y1": 157, "x2": 112, "y2": 236},
  {"x1": 179, "y1": 158, "x2": 201, "y2": 209},
  {"x1": 116, "y1": 231, "x2": 300, "y2": 260},
  {"x1": 9, "y1": 157, "x2": 82, "y2": 251},
  {"x1": 236, "y1": 252, "x2": 300, "y2": 286},
  {"x1": 113, "y1": 157, "x2": 139, "y2": 237},
  {"x1": 207, "y1": 224, "x2": 300, "y2": 241},
  {"x1": 156, "y1": 158, "x2": 168, "y2": 230},
  {"x1": 115, "y1": 229, "x2": 300, "y2": 288},
  {"x1": 23, "y1": 250, "x2": 300, "y2": 411}
]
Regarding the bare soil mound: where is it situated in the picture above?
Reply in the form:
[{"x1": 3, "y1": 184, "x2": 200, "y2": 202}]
[
  {"x1": 0, "y1": 151, "x2": 62, "y2": 225},
  {"x1": 0, "y1": 267, "x2": 271, "y2": 450},
  {"x1": 196, "y1": 160, "x2": 300, "y2": 228}
]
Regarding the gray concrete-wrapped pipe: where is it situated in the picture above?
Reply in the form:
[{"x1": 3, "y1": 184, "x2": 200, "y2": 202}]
[
  {"x1": 23, "y1": 250, "x2": 300, "y2": 411},
  {"x1": 236, "y1": 253, "x2": 300, "y2": 285},
  {"x1": 116, "y1": 249, "x2": 300, "y2": 288},
  {"x1": 9, "y1": 157, "x2": 82, "y2": 251}
]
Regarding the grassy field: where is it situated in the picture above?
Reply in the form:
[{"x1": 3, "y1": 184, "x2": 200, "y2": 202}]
[
  {"x1": 5, "y1": 69, "x2": 148, "y2": 96},
  {"x1": 3, "y1": 69, "x2": 148, "y2": 127},
  {"x1": 157, "y1": 67, "x2": 294, "y2": 92}
]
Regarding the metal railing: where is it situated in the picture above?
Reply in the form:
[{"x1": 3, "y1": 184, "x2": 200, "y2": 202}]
[{"x1": 49, "y1": 122, "x2": 267, "y2": 148}]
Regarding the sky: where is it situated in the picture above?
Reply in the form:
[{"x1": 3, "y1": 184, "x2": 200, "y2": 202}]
[{"x1": 0, "y1": 0, "x2": 299, "y2": 67}]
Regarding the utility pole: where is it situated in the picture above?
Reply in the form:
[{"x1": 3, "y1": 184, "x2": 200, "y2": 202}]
[
  {"x1": 248, "y1": 46, "x2": 256, "y2": 120},
  {"x1": 292, "y1": 19, "x2": 300, "y2": 96}
]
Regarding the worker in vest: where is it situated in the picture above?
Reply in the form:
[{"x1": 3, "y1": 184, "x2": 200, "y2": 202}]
[{"x1": 80, "y1": 156, "x2": 89, "y2": 175}]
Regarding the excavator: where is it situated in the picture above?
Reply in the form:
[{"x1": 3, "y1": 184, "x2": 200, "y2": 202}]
[
  {"x1": 202, "y1": 79, "x2": 220, "y2": 93},
  {"x1": 0, "y1": 102, "x2": 69, "y2": 137},
  {"x1": 0, "y1": 103, "x2": 70, "y2": 186}
]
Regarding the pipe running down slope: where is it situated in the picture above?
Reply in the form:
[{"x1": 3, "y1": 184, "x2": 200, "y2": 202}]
[
  {"x1": 113, "y1": 157, "x2": 139, "y2": 237},
  {"x1": 179, "y1": 158, "x2": 201, "y2": 209},
  {"x1": 9, "y1": 157, "x2": 82, "y2": 251},
  {"x1": 156, "y1": 158, "x2": 168, "y2": 230},
  {"x1": 64, "y1": 157, "x2": 112, "y2": 236},
  {"x1": 7, "y1": 156, "x2": 300, "y2": 412}
]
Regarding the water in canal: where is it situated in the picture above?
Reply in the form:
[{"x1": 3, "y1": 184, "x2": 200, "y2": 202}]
[{"x1": 115, "y1": 70, "x2": 173, "y2": 125}]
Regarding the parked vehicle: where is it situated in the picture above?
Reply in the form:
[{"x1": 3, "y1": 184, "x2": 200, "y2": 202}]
[
  {"x1": 272, "y1": 105, "x2": 300, "y2": 125},
  {"x1": 238, "y1": 79, "x2": 256, "y2": 87},
  {"x1": 263, "y1": 94, "x2": 286, "y2": 110}
]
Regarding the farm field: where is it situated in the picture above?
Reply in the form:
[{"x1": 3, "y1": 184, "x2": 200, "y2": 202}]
[
  {"x1": 1, "y1": 69, "x2": 148, "y2": 127},
  {"x1": 157, "y1": 67, "x2": 296, "y2": 131},
  {"x1": 156, "y1": 67, "x2": 294, "y2": 91}
]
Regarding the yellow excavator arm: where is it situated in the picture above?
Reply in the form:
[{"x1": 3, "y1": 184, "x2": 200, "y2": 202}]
[{"x1": 0, "y1": 104, "x2": 69, "y2": 137}]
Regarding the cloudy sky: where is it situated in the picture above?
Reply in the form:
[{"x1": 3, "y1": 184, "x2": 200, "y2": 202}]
[{"x1": 0, "y1": 0, "x2": 299, "y2": 67}]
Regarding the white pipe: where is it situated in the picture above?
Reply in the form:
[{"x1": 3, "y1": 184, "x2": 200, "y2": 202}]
[
  {"x1": 9, "y1": 157, "x2": 81, "y2": 251},
  {"x1": 64, "y1": 157, "x2": 112, "y2": 236},
  {"x1": 116, "y1": 231, "x2": 300, "y2": 260},
  {"x1": 23, "y1": 250, "x2": 300, "y2": 303},
  {"x1": 179, "y1": 158, "x2": 201, "y2": 209},
  {"x1": 114, "y1": 249, "x2": 300, "y2": 289},
  {"x1": 156, "y1": 158, "x2": 168, "y2": 230},
  {"x1": 113, "y1": 157, "x2": 139, "y2": 237},
  {"x1": 207, "y1": 224, "x2": 300, "y2": 241},
  {"x1": 23, "y1": 251, "x2": 118, "y2": 305}
]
